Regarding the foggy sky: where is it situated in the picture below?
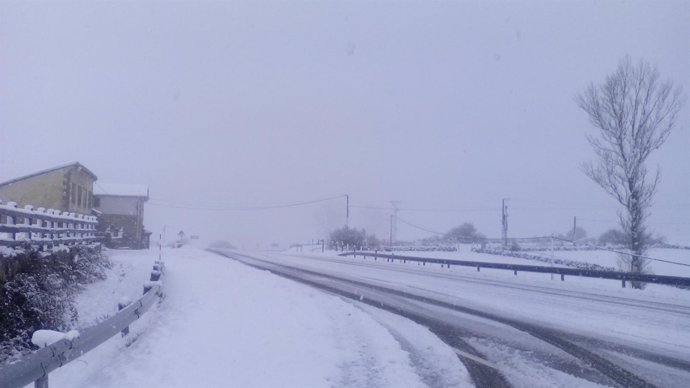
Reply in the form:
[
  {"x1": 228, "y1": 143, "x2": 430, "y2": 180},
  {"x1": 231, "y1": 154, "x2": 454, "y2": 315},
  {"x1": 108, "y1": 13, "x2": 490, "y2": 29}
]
[{"x1": 1, "y1": 1, "x2": 688, "y2": 247}]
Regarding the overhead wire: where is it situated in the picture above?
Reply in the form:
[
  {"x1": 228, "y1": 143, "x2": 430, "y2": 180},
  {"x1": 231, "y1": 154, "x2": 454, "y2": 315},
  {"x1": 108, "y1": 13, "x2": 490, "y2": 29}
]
[
  {"x1": 395, "y1": 216, "x2": 446, "y2": 236},
  {"x1": 148, "y1": 194, "x2": 347, "y2": 211},
  {"x1": 351, "y1": 204, "x2": 499, "y2": 212}
]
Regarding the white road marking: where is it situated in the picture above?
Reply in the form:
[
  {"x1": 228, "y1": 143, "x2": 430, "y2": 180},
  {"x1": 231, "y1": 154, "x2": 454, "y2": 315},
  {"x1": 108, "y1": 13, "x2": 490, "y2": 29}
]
[{"x1": 452, "y1": 348, "x2": 502, "y2": 370}]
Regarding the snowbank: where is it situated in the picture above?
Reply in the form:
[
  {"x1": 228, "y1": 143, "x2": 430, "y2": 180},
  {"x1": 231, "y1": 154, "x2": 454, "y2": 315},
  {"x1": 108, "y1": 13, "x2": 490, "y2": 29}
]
[
  {"x1": 31, "y1": 330, "x2": 79, "y2": 348},
  {"x1": 47, "y1": 247, "x2": 470, "y2": 387}
]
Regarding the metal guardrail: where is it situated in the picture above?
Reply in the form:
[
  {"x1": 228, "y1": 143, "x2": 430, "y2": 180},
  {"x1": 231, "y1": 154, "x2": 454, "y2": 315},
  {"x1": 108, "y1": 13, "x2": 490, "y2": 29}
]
[
  {"x1": 339, "y1": 251, "x2": 690, "y2": 288},
  {"x1": 0, "y1": 261, "x2": 165, "y2": 388},
  {"x1": 0, "y1": 201, "x2": 98, "y2": 249}
]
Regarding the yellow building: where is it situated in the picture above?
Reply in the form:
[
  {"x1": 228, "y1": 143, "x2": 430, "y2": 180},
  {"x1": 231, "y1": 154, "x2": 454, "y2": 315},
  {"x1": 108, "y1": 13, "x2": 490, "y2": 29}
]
[{"x1": 0, "y1": 162, "x2": 97, "y2": 215}]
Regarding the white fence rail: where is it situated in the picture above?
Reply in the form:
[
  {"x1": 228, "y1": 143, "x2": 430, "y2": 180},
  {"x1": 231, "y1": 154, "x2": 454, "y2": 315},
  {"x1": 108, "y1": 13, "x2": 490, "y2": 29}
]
[{"x1": 0, "y1": 200, "x2": 98, "y2": 249}]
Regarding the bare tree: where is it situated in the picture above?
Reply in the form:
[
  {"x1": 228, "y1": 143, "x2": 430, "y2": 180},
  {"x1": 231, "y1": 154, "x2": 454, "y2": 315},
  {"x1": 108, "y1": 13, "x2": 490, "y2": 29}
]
[
  {"x1": 578, "y1": 57, "x2": 683, "y2": 284},
  {"x1": 444, "y1": 222, "x2": 485, "y2": 243}
]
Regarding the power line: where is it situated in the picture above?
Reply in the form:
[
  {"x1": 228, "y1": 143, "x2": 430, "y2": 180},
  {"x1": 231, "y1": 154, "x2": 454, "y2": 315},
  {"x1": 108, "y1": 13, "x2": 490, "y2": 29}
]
[
  {"x1": 351, "y1": 204, "x2": 499, "y2": 212},
  {"x1": 549, "y1": 236, "x2": 690, "y2": 267},
  {"x1": 577, "y1": 218, "x2": 690, "y2": 226},
  {"x1": 148, "y1": 194, "x2": 347, "y2": 211},
  {"x1": 396, "y1": 216, "x2": 445, "y2": 236}
]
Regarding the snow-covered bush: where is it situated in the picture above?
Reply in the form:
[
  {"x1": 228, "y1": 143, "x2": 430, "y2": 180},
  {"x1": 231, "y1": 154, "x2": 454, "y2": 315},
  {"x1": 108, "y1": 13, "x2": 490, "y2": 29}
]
[
  {"x1": 0, "y1": 246, "x2": 110, "y2": 364},
  {"x1": 472, "y1": 247, "x2": 616, "y2": 272}
]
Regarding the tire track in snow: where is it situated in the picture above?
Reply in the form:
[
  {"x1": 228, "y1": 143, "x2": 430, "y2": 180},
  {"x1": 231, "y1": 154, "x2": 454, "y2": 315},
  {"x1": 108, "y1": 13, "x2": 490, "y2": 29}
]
[
  {"x1": 214, "y1": 250, "x2": 661, "y2": 388},
  {"x1": 214, "y1": 250, "x2": 509, "y2": 387},
  {"x1": 324, "y1": 301, "x2": 428, "y2": 388},
  {"x1": 354, "y1": 304, "x2": 473, "y2": 388},
  {"x1": 286, "y1": 253, "x2": 690, "y2": 317}
]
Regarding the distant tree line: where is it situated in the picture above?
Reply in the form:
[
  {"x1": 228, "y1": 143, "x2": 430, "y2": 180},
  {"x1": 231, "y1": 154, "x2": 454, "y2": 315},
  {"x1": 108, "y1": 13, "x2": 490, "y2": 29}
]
[
  {"x1": 329, "y1": 221, "x2": 488, "y2": 250},
  {"x1": 329, "y1": 226, "x2": 382, "y2": 250}
]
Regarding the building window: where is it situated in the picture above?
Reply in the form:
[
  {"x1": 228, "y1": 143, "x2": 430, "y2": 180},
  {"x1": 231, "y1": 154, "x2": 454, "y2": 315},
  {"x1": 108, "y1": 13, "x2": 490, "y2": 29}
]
[
  {"x1": 88, "y1": 191, "x2": 92, "y2": 208},
  {"x1": 78, "y1": 186, "x2": 83, "y2": 207},
  {"x1": 71, "y1": 183, "x2": 76, "y2": 204}
]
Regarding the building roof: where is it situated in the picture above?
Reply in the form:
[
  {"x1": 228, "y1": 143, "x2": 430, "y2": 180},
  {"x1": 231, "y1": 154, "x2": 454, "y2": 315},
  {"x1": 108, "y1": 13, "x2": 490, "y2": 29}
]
[
  {"x1": 0, "y1": 162, "x2": 97, "y2": 187},
  {"x1": 94, "y1": 183, "x2": 149, "y2": 199}
]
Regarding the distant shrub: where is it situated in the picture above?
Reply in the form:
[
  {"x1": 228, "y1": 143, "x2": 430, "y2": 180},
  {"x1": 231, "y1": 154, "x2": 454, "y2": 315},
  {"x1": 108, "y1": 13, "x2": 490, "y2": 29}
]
[
  {"x1": 509, "y1": 240, "x2": 521, "y2": 251},
  {"x1": 208, "y1": 240, "x2": 236, "y2": 250}
]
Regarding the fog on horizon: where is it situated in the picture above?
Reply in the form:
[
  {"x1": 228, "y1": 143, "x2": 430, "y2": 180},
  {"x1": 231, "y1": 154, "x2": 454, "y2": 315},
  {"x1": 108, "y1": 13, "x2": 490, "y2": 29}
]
[{"x1": 1, "y1": 1, "x2": 688, "y2": 248}]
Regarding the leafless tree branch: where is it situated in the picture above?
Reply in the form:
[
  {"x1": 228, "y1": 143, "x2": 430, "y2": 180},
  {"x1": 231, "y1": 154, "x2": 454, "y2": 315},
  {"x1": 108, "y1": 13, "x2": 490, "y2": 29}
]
[{"x1": 577, "y1": 57, "x2": 684, "y2": 286}]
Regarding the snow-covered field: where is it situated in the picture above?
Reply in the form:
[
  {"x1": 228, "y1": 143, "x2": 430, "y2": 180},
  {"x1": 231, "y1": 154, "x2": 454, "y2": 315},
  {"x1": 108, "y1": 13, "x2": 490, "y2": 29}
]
[
  {"x1": 345, "y1": 245, "x2": 690, "y2": 277},
  {"x1": 533, "y1": 248, "x2": 690, "y2": 277},
  {"x1": 265, "y1": 249, "x2": 690, "y2": 363},
  {"x1": 46, "y1": 247, "x2": 471, "y2": 388},
  {"x1": 224, "y1": 249, "x2": 690, "y2": 387},
  {"x1": 382, "y1": 244, "x2": 571, "y2": 267}
]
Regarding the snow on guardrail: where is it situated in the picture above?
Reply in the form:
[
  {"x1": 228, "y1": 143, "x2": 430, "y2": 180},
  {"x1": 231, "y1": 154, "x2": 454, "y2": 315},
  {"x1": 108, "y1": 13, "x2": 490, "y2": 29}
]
[
  {"x1": 341, "y1": 251, "x2": 690, "y2": 288},
  {"x1": 0, "y1": 260, "x2": 165, "y2": 388}
]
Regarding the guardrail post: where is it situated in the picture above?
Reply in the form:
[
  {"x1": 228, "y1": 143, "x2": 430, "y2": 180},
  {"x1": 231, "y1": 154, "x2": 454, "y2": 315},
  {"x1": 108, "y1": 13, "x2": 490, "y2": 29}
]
[
  {"x1": 621, "y1": 278, "x2": 626, "y2": 288},
  {"x1": 560, "y1": 274, "x2": 565, "y2": 281},
  {"x1": 476, "y1": 265, "x2": 480, "y2": 272},
  {"x1": 514, "y1": 270, "x2": 517, "y2": 276},
  {"x1": 118, "y1": 301, "x2": 131, "y2": 337},
  {"x1": 35, "y1": 373, "x2": 48, "y2": 388}
]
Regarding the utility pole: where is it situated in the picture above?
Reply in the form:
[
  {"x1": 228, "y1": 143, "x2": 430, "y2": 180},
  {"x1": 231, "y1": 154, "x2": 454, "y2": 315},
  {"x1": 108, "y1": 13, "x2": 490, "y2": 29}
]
[
  {"x1": 345, "y1": 194, "x2": 349, "y2": 228},
  {"x1": 501, "y1": 198, "x2": 509, "y2": 249},
  {"x1": 572, "y1": 216, "x2": 577, "y2": 246},
  {"x1": 390, "y1": 201, "x2": 400, "y2": 248}
]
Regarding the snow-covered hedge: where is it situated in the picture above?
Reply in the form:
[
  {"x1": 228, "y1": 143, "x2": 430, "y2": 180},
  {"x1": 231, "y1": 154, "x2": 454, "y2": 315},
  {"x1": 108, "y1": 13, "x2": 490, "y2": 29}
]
[
  {"x1": 381, "y1": 245, "x2": 459, "y2": 252},
  {"x1": 0, "y1": 246, "x2": 110, "y2": 364},
  {"x1": 472, "y1": 247, "x2": 616, "y2": 272}
]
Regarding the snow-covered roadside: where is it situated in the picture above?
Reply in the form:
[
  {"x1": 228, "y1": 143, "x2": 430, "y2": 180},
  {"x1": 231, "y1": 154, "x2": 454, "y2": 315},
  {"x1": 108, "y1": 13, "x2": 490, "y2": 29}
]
[
  {"x1": 46, "y1": 247, "x2": 471, "y2": 388},
  {"x1": 295, "y1": 245, "x2": 690, "y2": 278},
  {"x1": 294, "y1": 245, "x2": 690, "y2": 277},
  {"x1": 72, "y1": 249, "x2": 157, "y2": 325},
  {"x1": 261, "y1": 250, "x2": 690, "y2": 362},
  {"x1": 530, "y1": 248, "x2": 690, "y2": 277}
]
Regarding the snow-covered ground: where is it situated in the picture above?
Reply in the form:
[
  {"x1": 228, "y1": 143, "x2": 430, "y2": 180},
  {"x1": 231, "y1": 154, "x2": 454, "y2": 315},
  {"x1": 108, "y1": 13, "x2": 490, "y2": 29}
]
[
  {"x1": 332, "y1": 245, "x2": 690, "y2": 277},
  {"x1": 382, "y1": 244, "x2": 571, "y2": 267},
  {"x1": 45, "y1": 247, "x2": 471, "y2": 388},
  {"x1": 269, "y1": 250, "x2": 690, "y2": 360},
  {"x1": 530, "y1": 248, "x2": 690, "y2": 277},
  {"x1": 19, "y1": 243, "x2": 690, "y2": 387},
  {"x1": 221, "y1": 249, "x2": 690, "y2": 387}
]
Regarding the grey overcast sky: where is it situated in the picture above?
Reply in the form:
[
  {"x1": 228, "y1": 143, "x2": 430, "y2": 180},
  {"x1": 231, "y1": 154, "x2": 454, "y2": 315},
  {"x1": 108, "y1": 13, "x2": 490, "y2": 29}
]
[{"x1": 1, "y1": 0, "x2": 689, "y2": 247}]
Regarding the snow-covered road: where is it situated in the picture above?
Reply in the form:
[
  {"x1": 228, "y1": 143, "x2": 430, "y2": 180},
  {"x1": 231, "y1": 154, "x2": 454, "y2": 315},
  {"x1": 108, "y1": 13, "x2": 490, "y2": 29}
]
[
  {"x1": 47, "y1": 247, "x2": 471, "y2": 388},
  {"x1": 212, "y1": 249, "x2": 690, "y2": 388},
  {"x1": 36, "y1": 245, "x2": 690, "y2": 387}
]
